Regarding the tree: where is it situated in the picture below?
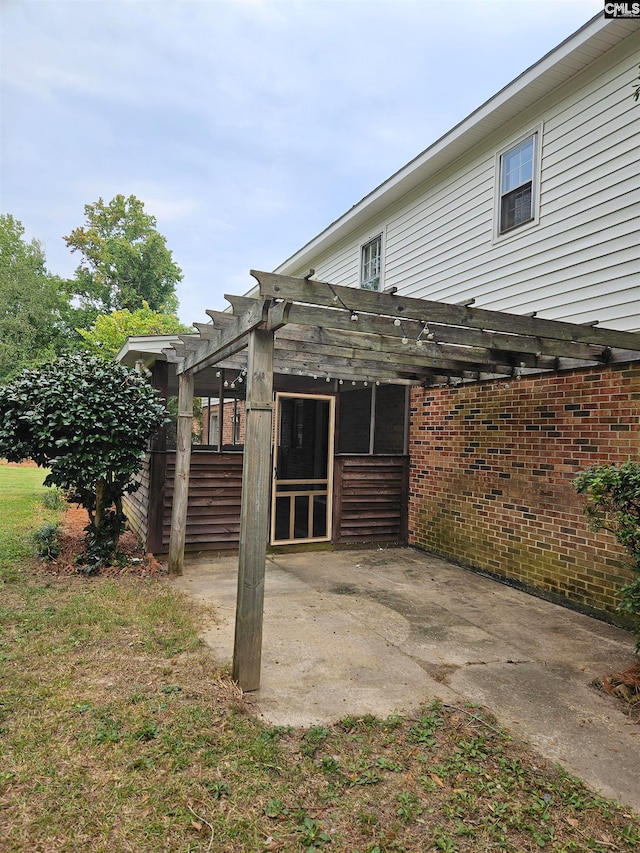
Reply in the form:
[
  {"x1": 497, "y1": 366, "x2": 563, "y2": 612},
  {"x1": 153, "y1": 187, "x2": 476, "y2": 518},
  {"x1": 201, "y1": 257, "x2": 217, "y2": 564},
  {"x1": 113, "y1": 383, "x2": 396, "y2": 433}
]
[
  {"x1": 573, "y1": 462, "x2": 640, "y2": 649},
  {"x1": 0, "y1": 353, "x2": 166, "y2": 571},
  {"x1": 78, "y1": 302, "x2": 193, "y2": 360},
  {"x1": 0, "y1": 214, "x2": 75, "y2": 382},
  {"x1": 64, "y1": 195, "x2": 183, "y2": 320}
]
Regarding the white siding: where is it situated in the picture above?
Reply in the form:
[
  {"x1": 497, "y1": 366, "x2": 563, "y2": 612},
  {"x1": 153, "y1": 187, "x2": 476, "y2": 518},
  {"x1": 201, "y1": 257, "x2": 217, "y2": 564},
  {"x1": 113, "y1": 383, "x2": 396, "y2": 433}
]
[{"x1": 292, "y1": 31, "x2": 640, "y2": 332}]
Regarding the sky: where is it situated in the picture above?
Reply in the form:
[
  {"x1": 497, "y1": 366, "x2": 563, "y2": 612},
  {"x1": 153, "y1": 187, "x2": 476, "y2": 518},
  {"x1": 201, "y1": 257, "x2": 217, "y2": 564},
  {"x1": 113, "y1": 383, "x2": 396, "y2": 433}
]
[{"x1": 1, "y1": 0, "x2": 605, "y2": 325}]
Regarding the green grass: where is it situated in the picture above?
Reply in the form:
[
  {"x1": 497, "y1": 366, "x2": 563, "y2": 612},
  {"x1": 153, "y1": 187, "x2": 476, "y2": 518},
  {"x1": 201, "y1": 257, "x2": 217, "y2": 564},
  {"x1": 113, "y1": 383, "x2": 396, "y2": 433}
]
[
  {"x1": 0, "y1": 463, "x2": 60, "y2": 582},
  {"x1": 1, "y1": 463, "x2": 639, "y2": 851}
]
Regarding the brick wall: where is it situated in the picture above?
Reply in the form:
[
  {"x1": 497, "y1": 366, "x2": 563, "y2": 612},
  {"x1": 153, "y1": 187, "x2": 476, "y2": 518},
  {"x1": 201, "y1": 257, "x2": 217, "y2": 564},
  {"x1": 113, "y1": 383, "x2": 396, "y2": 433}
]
[{"x1": 408, "y1": 364, "x2": 640, "y2": 620}]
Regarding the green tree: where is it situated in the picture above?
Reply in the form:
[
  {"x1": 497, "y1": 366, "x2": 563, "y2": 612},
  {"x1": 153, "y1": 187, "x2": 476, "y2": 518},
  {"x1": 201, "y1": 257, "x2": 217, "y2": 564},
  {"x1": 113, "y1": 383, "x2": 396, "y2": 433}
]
[
  {"x1": 0, "y1": 214, "x2": 74, "y2": 382},
  {"x1": 64, "y1": 195, "x2": 183, "y2": 320},
  {"x1": 78, "y1": 302, "x2": 193, "y2": 360},
  {"x1": 0, "y1": 353, "x2": 166, "y2": 571}
]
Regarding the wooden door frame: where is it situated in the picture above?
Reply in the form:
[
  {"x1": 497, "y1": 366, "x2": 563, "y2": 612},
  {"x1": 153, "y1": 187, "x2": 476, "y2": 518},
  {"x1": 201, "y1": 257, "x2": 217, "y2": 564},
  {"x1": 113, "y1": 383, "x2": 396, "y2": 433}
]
[{"x1": 270, "y1": 392, "x2": 335, "y2": 545}]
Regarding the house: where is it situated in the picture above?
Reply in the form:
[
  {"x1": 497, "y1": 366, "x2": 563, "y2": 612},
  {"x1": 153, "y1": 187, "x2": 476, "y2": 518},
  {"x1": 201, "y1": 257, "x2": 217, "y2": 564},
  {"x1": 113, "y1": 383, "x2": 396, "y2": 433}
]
[{"x1": 119, "y1": 12, "x2": 640, "y2": 665}]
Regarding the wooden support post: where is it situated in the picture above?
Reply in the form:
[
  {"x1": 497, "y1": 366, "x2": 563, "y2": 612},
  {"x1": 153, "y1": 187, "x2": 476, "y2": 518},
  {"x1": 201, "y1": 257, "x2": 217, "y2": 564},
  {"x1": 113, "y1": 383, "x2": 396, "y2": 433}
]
[
  {"x1": 168, "y1": 370, "x2": 194, "y2": 575},
  {"x1": 232, "y1": 328, "x2": 274, "y2": 691},
  {"x1": 148, "y1": 360, "x2": 169, "y2": 554}
]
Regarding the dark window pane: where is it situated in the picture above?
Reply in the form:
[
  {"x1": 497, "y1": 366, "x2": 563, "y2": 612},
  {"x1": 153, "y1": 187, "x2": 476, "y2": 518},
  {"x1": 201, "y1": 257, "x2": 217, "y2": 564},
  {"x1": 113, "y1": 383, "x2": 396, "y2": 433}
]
[
  {"x1": 374, "y1": 384, "x2": 406, "y2": 454},
  {"x1": 500, "y1": 183, "x2": 532, "y2": 232},
  {"x1": 338, "y1": 387, "x2": 372, "y2": 453}
]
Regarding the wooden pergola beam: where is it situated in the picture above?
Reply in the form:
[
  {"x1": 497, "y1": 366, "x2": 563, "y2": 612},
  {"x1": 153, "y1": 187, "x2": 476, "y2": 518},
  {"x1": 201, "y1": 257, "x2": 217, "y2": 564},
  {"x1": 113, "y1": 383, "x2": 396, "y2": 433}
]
[
  {"x1": 251, "y1": 270, "x2": 640, "y2": 352},
  {"x1": 178, "y1": 298, "x2": 268, "y2": 374},
  {"x1": 225, "y1": 294, "x2": 611, "y2": 364},
  {"x1": 274, "y1": 336, "x2": 516, "y2": 377}
]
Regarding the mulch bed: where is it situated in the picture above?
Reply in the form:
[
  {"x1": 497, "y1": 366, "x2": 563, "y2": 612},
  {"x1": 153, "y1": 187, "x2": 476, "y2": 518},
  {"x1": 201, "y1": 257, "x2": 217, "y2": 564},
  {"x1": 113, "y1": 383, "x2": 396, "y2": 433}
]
[{"x1": 47, "y1": 504, "x2": 164, "y2": 577}]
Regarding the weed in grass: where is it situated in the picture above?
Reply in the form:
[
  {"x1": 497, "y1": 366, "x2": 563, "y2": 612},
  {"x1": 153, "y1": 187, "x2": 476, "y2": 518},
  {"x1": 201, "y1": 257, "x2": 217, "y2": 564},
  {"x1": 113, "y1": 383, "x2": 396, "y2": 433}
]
[
  {"x1": 320, "y1": 755, "x2": 341, "y2": 774},
  {"x1": 30, "y1": 522, "x2": 61, "y2": 560},
  {"x1": 433, "y1": 830, "x2": 459, "y2": 852},
  {"x1": 204, "y1": 779, "x2": 231, "y2": 799},
  {"x1": 376, "y1": 756, "x2": 404, "y2": 772},
  {"x1": 347, "y1": 766, "x2": 382, "y2": 787},
  {"x1": 92, "y1": 711, "x2": 122, "y2": 744},
  {"x1": 131, "y1": 720, "x2": 160, "y2": 741},
  {"x1": 41, "y1": 487, "x2": 66, "y2": 510},
  {"x1": 621, "y1": 823, "x2": 640, "y2": 845},
  {"x1": 296, "y1": 815, "x2": 332, "y2": 850},
  {"x1": 261, "y1": 724, "x2": 292, "y2": 742},
  {"x1": 265, "y1": 796, "x2": 287, "y2": 818},
  {"x1": 302, "y1": 724, "x2": 331, "y2": 756},
  {"x1": 383, "y1": 712, "x2": 403, "y2": 729},
  {"x1": 396, "y1": 790, "x2": 423, "y2": 824},
  {"x1": 408, "y1": 700, "x2": 445, "y2": 746}
]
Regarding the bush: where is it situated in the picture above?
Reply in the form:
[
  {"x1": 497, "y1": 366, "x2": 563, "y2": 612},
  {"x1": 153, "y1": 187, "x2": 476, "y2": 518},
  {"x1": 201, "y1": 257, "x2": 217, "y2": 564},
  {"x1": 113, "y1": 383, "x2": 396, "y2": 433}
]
[
  {"x1": 0, "y1": 353, "x2": 166, "y2": 570},
  {"x1": 573, "y1": 461, "x2": 640, "y2": 649},
  {"x1": 41, "y1": 487, "x2": 66, "y2": 510},
  {"x1": 30, "y1": 522, "x2": 61, "y2": 561}
]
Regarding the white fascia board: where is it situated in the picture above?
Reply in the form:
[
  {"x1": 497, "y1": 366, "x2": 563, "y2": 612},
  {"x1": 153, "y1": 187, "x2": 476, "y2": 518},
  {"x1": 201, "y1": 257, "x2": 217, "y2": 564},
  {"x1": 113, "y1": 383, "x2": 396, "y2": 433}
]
[
  {"x1": 275, "y1": 13, "x2": 634, "y2": 277},
  {"x1": 115, "y1": 334, "x2": 188, "y2": 367}
]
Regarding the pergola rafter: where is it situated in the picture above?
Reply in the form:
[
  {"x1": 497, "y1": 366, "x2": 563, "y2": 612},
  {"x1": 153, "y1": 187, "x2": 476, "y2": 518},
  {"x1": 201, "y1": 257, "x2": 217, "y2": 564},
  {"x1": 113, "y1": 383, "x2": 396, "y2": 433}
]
[
  {"x1": 171, "y1": 270, "x2": 640, "y2": 386},
  {"x1": 164, "y1": 270, "x2": 640, "y2": 691}
]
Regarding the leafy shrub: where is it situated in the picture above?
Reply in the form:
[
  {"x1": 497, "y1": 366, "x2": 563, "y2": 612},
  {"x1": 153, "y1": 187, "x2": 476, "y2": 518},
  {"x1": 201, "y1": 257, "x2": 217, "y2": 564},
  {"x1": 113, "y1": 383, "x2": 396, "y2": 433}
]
[
  {"x1": 41, "y1": 487, "x2": 66, "y2": 510},
  {"x1": 573, "y1": 461, "x2": 640, "y2": 648},
  {"x1": 0, "y1": 353, "x2": 166, "y2": 570},
  {"x1": 30, "y1": 522, "x2": 61, "y2": 561}
]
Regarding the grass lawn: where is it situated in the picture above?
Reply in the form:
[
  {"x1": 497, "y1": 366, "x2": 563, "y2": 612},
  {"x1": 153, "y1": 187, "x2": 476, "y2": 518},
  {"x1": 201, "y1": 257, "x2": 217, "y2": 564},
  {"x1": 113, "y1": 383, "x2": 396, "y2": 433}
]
[{"x1": 0, "y1": 463, "x2": 638, "y2": 852}]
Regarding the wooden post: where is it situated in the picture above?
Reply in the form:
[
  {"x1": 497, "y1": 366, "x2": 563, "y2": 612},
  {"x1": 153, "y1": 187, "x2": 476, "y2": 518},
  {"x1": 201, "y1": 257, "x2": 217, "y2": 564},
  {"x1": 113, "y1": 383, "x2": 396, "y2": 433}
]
[
  {"x1": 168, "y1": 369, "x2": 194, "y2": 575},
  {"x1": 148, "y1": 360, "x2": 169, "y2": 554},
  {"x1": 232, "y1": 328, "x2": 274, "y2": 691}
]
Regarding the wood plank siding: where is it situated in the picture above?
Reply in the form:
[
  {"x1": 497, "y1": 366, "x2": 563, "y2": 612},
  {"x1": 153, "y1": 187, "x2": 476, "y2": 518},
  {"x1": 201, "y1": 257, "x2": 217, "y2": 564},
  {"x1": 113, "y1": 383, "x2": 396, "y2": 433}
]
[
  {"x1": 163, "y1": 450, "x2": 244, "y2": 552},
  {"x1": 288, "y1": 33, "x2": 640, "y2": 331},
  {"x1": 333, "y1": 456, "x2": 408, "y2": 545},
  {"x1": 122, "y1": 455, "x2": 150, "y2": 546},
  {"x1": 125, "y1": 450, "x2": 408, "y2": 553}
]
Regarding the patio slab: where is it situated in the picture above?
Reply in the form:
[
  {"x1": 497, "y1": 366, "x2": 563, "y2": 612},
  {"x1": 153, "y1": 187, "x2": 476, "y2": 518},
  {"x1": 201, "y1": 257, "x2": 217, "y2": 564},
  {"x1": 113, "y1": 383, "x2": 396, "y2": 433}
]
[{"x1": 170, "y1": 547, "x2": 639, "y2": 812}]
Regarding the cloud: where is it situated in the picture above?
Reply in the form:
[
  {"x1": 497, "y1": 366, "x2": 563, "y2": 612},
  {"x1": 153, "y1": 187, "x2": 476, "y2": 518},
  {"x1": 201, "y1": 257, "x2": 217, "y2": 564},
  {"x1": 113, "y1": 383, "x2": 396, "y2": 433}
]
[{"x1": 1, "y1": 0, "x2": 605, "y2": 323}]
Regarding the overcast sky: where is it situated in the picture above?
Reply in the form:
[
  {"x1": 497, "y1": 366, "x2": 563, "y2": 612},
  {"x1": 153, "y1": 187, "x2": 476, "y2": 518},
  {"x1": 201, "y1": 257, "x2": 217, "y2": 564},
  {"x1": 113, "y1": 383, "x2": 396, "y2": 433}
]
[{"x1": 1, "y1": 0, "x2": 604, "y2": 325}]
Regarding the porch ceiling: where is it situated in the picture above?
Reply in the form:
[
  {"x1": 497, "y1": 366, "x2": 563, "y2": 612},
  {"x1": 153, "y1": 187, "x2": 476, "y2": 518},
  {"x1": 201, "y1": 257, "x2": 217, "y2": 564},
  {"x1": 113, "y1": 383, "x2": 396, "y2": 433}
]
[{"x1": 167, "y1": 271, "x2": 640, "y2": 386}]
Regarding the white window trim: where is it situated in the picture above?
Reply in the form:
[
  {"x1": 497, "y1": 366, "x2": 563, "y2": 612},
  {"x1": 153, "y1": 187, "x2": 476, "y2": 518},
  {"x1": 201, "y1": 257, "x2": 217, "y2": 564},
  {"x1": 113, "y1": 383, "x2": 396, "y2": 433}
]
[
  {"x1": 493, "y1": 124, "x2": 543, "y2": 243},
  {"x1": 359, "y1": 230, "x2": 385, "y2": 291}
]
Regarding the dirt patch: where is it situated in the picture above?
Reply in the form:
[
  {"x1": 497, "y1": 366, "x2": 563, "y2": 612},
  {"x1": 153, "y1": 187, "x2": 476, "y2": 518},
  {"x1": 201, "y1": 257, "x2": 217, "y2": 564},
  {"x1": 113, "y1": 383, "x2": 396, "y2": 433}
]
[{"x1": 46, "y1": 504, "x2": 163, "y2": 577}]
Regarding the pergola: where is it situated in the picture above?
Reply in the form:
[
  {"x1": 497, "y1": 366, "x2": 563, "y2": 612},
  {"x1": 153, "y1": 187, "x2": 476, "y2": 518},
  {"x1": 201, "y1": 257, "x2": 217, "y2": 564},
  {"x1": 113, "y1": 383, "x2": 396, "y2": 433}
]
[{"x1": 165, "y1": 270, "x2": 640, "y2": 690}]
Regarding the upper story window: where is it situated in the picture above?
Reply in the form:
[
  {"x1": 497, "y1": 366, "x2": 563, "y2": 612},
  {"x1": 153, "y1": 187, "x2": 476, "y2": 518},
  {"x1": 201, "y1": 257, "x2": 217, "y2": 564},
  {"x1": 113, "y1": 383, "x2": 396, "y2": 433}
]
[
  {"x1": 360, "y1": 234, "x2": 382, "y2": 290},
  {"x1": 498, "y1": 132, "x2": 538, "y2": 235}
]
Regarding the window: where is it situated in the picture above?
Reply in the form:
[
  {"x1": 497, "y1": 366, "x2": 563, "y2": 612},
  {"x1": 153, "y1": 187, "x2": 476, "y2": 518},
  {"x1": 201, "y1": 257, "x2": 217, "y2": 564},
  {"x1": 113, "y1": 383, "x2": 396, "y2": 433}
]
[
  {"x1": 337, "y1": 384, "x2": 407, "y2": 455},
  {"x1": 360, "y1": 234, "x2": 382, "y2": 290},
  {"x1": 498, "y1": 133, "x2": 538, "y2": 235}
]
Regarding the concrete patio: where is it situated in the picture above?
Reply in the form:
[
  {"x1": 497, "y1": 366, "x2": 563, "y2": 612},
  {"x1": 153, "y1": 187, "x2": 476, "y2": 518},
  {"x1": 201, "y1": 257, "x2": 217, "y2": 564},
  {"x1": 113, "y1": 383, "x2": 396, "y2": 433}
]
[{"x1": 171, "y1": 546, "x2": 639, "y2": 813}]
